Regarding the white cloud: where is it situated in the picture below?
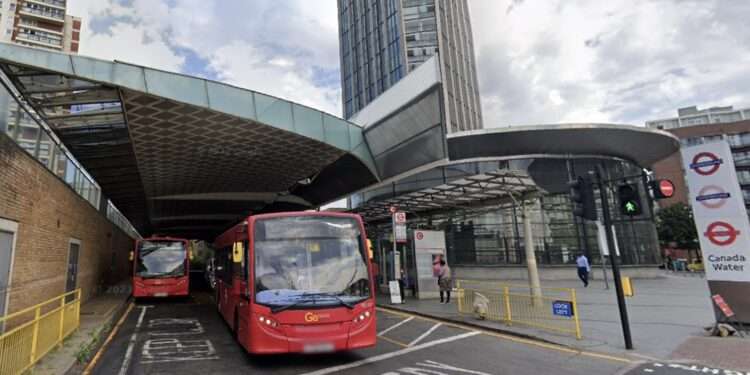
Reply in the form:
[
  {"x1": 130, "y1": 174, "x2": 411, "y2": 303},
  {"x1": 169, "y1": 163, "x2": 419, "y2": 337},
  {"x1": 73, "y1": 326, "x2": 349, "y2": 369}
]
[
  {"x1": 469, "y1": 0, "x2": 750, "y2": 126},
  {"x1": 68, "y1": 0, "x2": 750, "y2": 127},
  {"x1": 69, "y1": 0, "x2": 342, "y2": 116}
]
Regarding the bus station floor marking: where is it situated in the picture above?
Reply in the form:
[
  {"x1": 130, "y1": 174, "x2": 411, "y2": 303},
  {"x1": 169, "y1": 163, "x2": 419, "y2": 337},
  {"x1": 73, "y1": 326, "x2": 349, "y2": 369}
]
[
  {"x1": 377, "y1": 335, "x2": 409, "y2": 348},
  {"x1": 377, "y1": 316, "x2": 414, "y2": 336},
  {"x1": 299, "y1": 331, "x2": 482, "y2": 375},
  {"x1": 118, "y1": 305, "x2": 153, "y2": 375},
  {"x1": 408, "y1": 322, "x2": 442, "y2": 346},
  {"x1": 83, "y1": 302, "x2": 134, "y2": 375},
  {"x1": 376, "y1": 306, "x2": 633, "y2": 364}
]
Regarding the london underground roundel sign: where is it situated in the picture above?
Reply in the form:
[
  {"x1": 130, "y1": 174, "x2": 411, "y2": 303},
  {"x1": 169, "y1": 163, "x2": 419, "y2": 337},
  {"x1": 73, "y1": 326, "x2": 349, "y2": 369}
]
[
  {"x1": 704, "y1": 221, "x2": 740, "y2": 246},
  {"x1": 690, "y1": 152, "x2": 723, "y2": 176}
]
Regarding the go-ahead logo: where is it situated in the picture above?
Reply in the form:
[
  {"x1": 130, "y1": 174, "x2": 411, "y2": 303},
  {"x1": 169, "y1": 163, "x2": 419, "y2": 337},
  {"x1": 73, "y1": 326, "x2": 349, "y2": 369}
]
[
  {"x1": 304, "y1": 312, "x2": 320, "y2": 322},
  {"x1": 689, "y1": 152, "x2": 723, "y2": 176}
]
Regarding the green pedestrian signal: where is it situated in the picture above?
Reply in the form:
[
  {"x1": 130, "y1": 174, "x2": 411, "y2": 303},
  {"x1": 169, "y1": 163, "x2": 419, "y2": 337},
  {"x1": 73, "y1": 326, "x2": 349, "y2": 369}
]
[
  {"x1": 624, "y1": 201, "x2": 637, "y2": 213},
  {"x1": 618, "y1": 184, "x2": 642, "y2": 216}
]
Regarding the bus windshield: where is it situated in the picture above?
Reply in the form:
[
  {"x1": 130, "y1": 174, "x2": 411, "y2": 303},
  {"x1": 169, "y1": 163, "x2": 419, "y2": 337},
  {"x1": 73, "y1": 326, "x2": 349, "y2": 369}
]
[
  {"x1": 253, "y1": 216, "x2": 370, "y2": 308},
  {"x1": 136, "y1": 241, "x2": 186, "y2": 278}
]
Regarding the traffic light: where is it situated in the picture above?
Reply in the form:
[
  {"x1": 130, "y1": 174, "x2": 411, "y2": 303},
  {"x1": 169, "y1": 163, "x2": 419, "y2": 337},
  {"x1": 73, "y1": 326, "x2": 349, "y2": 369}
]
[
  {"x1": 618, "y1": 184, "x2": 642, "y2": 216},
  {"x1": 568, "y1": 176, "x2": 597, "y2": 221}
]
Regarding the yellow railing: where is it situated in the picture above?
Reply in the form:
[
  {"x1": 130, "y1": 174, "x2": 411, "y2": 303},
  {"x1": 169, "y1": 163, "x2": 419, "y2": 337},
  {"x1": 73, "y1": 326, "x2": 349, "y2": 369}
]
[
  {"x1": 0, "y1": 289, "x2": 81, "y2": 375},
  {"x1": 456, "y1": 280, "x2": 582, "y2": 339}
]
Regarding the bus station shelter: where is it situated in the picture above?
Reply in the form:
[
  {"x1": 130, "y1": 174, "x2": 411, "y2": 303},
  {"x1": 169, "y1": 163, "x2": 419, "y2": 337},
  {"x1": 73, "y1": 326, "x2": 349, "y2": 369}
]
[{"x1": 0, "y1": 43, "x2": 379, "y2": 239}]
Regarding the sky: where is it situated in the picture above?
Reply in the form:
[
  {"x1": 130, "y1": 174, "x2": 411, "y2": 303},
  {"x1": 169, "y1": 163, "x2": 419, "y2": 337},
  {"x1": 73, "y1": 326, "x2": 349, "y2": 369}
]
[{"x1": 68, "y1": 0, "x2": 750, "y2": 127}]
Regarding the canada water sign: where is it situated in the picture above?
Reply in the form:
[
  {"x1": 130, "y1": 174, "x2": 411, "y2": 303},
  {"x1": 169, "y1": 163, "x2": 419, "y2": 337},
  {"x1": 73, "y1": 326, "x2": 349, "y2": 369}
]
[{"x1": 682, "y1": 141, "x2": 750, "y2": 281}]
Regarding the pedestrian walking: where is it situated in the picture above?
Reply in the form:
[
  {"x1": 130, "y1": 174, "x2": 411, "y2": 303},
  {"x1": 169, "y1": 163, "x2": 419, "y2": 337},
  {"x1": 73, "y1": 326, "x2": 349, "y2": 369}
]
[
  {"x1": 438, "y1": 260, "x2": 452, "y2": 303},
  {"x1": 398, "y1": 268, "x2": 407, "y2": 303},
  {"x1": 576, "y1": 253, "x2": 591, "y2": 287}
]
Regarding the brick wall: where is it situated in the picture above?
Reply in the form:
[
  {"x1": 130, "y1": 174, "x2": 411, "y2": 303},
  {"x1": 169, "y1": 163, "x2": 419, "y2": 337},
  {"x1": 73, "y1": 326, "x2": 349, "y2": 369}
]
[{"x1": 0, "y1": 133, "x2": 134, "y2": 315}]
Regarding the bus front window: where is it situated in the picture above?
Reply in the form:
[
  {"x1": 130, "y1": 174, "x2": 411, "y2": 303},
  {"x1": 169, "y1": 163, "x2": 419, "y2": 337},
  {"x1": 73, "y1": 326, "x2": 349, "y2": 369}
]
[
  {"x1": 136, "y1": 241, "x2": 186, "y2": 278},
  {"x1": 254, "y1": 216, "x2": 370, "y2": 308}
]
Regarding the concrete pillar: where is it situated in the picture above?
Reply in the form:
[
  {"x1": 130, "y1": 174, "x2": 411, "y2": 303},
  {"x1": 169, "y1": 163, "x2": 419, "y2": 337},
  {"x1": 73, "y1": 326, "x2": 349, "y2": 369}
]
[{"x1": 523, "y1": 201, "x2": 543, "y2": 305}]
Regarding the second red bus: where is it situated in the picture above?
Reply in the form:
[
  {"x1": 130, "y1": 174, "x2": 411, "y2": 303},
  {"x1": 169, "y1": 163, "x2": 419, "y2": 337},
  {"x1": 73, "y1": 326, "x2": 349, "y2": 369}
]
[{"x1": 132, "y1": 236, "x2": 190, "y2": 298}]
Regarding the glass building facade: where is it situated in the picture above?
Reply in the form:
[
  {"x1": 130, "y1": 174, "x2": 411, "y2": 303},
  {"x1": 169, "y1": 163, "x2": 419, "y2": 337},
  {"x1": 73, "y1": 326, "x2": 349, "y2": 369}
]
[
  {"x1": 338, "y1": 0, "x2": 483, "y2": 132},
  {"x1": 355, "y1": 157, "x2": 659, "y2": 269}
]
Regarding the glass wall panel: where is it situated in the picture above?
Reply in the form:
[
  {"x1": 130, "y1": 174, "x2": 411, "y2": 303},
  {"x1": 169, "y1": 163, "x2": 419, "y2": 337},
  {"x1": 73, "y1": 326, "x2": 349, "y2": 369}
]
[{"x1": 359, "y1": 157, "x2": 660, "y2": 266}]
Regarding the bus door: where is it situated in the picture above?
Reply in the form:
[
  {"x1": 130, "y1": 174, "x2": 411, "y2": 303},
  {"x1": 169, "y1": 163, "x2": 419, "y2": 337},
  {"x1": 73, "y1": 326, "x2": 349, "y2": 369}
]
[
  {"x1": 217, "y1": 247, "x2": 234, "y2": 321},
  {"x1": 234, "y1": 239, "x2": 252, "y2": 347}
]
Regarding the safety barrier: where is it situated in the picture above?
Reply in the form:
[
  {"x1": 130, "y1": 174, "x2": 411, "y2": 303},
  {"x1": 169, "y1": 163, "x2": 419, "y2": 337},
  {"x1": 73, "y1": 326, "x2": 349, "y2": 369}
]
[
  {"x1": 456, "y1": 280, "x2": 582, "y2": 339},
  {"x1": 0, "y1": 289, "x2": 81, "y2": 375}
]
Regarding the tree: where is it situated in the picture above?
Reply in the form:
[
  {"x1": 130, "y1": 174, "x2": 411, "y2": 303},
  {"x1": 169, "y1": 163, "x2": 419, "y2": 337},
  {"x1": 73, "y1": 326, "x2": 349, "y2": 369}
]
[{"x1": 655, "y1": 203, "x2": 699, "y2": 250}]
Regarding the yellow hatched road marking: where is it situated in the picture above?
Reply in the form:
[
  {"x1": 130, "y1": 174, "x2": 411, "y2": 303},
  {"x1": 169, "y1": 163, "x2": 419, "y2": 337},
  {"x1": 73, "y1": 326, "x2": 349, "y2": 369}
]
[
  {"x1": 376, "y1": 306, "x2": 633, "y2": 364},
  {"x1": 377, "y1": 335, "x2": 409, "y2": 348}
]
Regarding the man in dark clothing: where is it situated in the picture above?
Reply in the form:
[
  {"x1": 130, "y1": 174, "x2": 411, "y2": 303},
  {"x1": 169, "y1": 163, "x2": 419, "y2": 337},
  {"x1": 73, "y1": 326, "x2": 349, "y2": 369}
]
[{"x1": 576, "y1": 254, "x2": 591, "y2": 287}]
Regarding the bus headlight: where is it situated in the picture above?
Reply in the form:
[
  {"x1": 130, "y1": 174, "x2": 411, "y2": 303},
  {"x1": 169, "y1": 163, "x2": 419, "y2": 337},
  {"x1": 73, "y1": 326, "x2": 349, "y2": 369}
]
[
  {"x1": 353, "y1": 311, "x2": 371, "y2": 323},
  {"x1": 258, "y1": 316, "x2": 279, "y2": 327}
]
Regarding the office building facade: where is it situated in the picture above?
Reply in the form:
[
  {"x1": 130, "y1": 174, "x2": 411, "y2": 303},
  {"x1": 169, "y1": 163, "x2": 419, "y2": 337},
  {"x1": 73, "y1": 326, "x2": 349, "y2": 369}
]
[
  {"x1": 338, "y1": 0, "x2": 483, "y2": 132},
  {"x1": 647, "y1": 105, "x2": 750, "y2": 130}
]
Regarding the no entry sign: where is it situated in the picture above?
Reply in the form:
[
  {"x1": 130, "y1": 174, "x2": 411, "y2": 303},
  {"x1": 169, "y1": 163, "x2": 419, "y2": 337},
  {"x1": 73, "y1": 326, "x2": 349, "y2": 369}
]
[
  {"x1": 658, "y1": 180, "x2": 674, "y2": 198},
  {"x1": 704, "y1": 221, "x2": 740, "y2": 246}
]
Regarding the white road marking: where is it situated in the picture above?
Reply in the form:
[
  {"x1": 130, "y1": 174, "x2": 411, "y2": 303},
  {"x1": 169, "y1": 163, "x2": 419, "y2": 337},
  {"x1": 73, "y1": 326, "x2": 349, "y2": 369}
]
[
  {"x1": 147, "y1": 318, "x2": 205, "y2": 336},
  {"x1": 378, "y1": 316, "x2": 414, "y2": 336},
  {"x1": 117, "y1": 305, "x2": 153, "y2": 375},
  {"x1": 418, "y1": 360, "x2": 493, "y2": 374},
  {"x1": 141, "y1": 338, "x2": 219, "y2": 364},
  {"x1": 408, "y1": 323, "x2": 442, "y2": 346},
  {"x1": 643, "y1": 369, "x2": 653, "y2": 373},
  {"x1": 299, "y1": 331, "x2": 482, "y2": 375}
]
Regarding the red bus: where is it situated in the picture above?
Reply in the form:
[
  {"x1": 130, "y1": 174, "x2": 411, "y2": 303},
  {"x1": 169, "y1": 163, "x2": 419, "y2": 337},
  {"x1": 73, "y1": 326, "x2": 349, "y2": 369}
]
[
  {"x1": 132, "y1": 236, "x2": 190, "y2": 298},
  {"x1": 213, "y1": 212, "x2": 376, "y2": 354}
]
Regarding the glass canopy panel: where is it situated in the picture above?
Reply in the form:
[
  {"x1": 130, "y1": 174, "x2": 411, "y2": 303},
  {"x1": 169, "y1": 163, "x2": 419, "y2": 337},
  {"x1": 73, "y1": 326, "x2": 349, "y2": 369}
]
[
  {"x1": 17, "y1": 75, "x2": 102, "y2": 93},
  {"x1": 47, "y1": 112, "x2": 126, "y2": 129}
]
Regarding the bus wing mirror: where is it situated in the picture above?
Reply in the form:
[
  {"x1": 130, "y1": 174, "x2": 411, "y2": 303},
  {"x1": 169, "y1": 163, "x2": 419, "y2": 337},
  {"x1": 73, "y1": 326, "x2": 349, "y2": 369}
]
[
  {"x1": 233, "y1": 242, "x2": 244, "y2": 263},
  {"x1": 129, "y1": 251, "x2": 134, "y2": 261}
]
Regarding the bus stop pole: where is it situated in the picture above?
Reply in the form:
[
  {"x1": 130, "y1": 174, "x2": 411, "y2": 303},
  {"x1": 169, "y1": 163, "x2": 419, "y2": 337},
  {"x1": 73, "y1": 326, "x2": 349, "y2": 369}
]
[{"x1": 596, "y1": 165, "x2": 634, "y2": 350}]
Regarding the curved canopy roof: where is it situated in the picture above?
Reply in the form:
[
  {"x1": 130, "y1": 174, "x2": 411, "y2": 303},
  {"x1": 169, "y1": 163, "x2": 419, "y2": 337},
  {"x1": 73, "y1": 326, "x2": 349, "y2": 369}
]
[
  {"x1": 0, "y1": 43, "x2": 378, "y2": 239},
  {"x1": 448, "y1": 124, "x2": 680, "y2": 167}
]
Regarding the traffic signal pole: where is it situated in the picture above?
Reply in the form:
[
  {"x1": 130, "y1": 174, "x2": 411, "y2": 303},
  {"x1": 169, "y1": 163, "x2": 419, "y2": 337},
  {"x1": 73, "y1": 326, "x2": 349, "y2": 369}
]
[{"x1": 595, "y1": 165, "x2": 634, "y2": 350}]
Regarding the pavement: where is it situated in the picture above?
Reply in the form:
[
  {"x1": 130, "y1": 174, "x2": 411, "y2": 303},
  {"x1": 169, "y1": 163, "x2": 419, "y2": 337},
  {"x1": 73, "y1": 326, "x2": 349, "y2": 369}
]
[
  {"x1": 30, "y1": 283, "x2": 132, "y2": 375},
  {"x1": 31, "y1": 272, "x2": 749, "y2": 374},
  {"x1": 379, "y1": 272, "x2": 750, "y2": 372}
]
